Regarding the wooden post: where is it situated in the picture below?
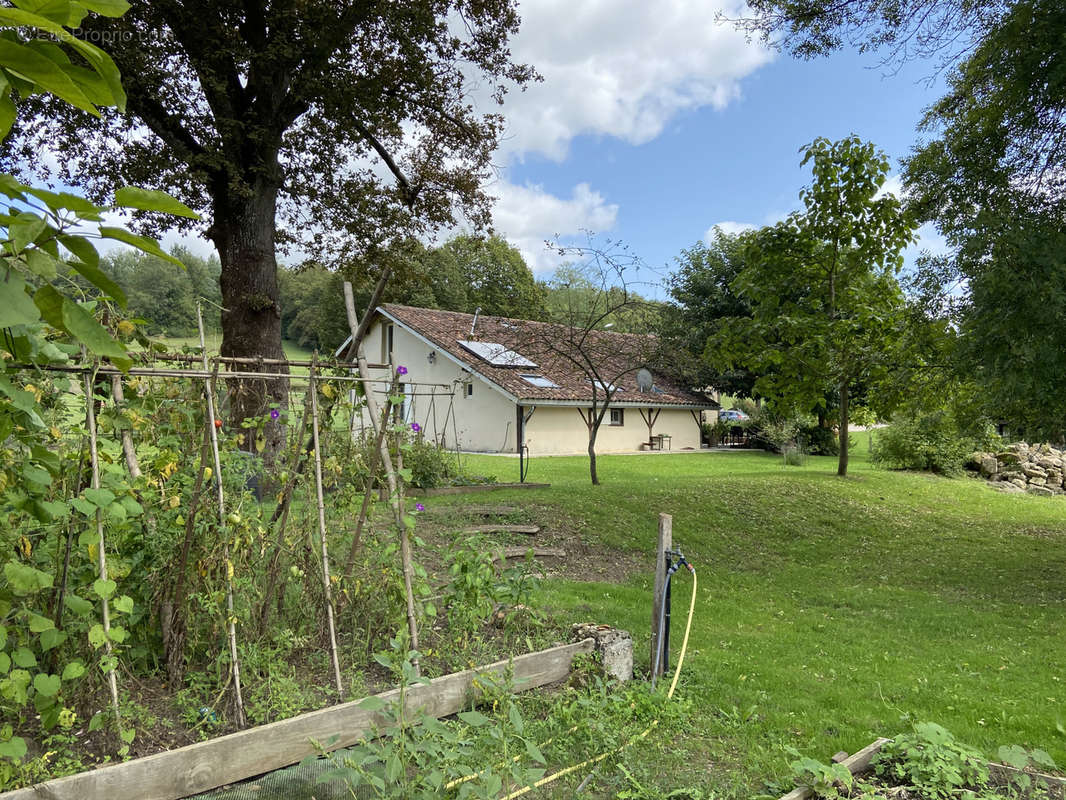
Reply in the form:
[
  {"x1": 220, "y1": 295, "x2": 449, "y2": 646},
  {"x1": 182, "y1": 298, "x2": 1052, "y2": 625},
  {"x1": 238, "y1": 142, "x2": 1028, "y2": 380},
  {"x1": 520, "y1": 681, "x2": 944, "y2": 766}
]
[
  {"x1": 84, "y1": 369, "x2": 121, "y2": 726},
  {"x1": 197, "y1": 304, "x2": 247, "y2": 727},
  {"x1": 650, "y1": 512, "x2": 672, "y2": 678},
  {"x1": 110, "y1": 375, "x2": 141, "y2": 480},
  {"x1": 308, "y1": 357, "x2": 344, "y2": 697},
  {"x1": 342, "y1": 282, "x2": 421, "y2": 671}
]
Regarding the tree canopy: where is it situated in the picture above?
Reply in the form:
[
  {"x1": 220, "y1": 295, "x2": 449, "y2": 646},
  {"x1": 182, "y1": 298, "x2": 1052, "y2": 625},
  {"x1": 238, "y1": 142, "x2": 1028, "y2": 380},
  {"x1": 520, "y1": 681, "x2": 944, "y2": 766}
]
[
  {"x1": 739, "y1": 0, "x2": 1066, "y2": 441},
  {"x1": 6, "y1": 0, "x2": 535, "y2": 454},
  {"x1": 710, "y1": 136, "x2": 916, "y2": 476},
  {"x1": 100, "y1": 247, "x2": 222, "y2": 337},
  {"x1": 659, "y1": 229, "x2": 759, "y2": 397}
]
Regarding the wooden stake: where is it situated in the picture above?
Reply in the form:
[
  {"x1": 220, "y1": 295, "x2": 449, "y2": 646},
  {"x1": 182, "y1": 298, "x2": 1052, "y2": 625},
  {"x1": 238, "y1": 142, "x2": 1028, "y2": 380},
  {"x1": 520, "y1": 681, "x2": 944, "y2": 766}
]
[
  {"x1": 256, "y1": 389, "x2": 313, "y2": 633},
  {"x1": 197, "y1": 304, "x2": 246, "y2": 727},
  {"x1": 309, "y1": 356, "x2": 344, "y2": 696},
  {"x1": 343, "y1": 282, "x2": 420, "y2": 670},
  {"x1": 110, "y1": 375, "x2": 141, "y2": 480},
  {"x1": 650, "y1": 512, "x2": 672, "y2": 678},
  {"x1": 84, "y1": 369, "x2": 121, "y2": 726},
  {"x1": 342, "y1": 396, "x2": 391, "y2": 582}
]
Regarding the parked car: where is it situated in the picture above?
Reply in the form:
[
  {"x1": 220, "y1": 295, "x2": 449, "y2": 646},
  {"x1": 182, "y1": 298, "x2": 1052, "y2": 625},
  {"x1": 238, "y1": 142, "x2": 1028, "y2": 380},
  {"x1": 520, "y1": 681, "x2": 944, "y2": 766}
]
[{"x1": 718, "y1": 408, "x2": 749, "y2": 423}]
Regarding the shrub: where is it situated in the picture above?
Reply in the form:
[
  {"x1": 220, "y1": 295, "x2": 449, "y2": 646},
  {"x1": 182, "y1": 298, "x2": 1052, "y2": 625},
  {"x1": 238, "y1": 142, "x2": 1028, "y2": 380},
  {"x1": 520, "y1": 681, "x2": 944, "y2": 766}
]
[
  {"x1": 405, "y1": 438, "x2": 458, "y2": 488},
  {"x1": 797, "y1": 423, "x2": 839, "y2": 456},
  {"x1": 871, "y1": 410, "x2": 978, "y2": 475},
  {"x1": 873, "y1": 722, "x2": 990, "y2": 800}
]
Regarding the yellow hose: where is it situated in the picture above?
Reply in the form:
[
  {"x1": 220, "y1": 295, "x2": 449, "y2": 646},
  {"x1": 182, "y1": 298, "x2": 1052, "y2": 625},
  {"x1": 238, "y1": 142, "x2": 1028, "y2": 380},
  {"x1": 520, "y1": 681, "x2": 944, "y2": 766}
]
[{"x1": 498, "y1": 567, "x2": 698, "y2": 799}]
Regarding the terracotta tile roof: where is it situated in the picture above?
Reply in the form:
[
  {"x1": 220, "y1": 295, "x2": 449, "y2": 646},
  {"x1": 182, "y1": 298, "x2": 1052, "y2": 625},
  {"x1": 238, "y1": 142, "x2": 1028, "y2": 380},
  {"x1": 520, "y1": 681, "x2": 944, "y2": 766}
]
[{"x1": 379, "y1": 304, "x2": 717, "y2": 408}]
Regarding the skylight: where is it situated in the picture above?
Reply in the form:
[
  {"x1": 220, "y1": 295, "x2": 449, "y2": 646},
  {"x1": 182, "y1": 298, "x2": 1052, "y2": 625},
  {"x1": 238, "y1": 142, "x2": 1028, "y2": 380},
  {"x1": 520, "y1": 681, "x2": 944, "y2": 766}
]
[
  {"x1": 588, "y1": 379, "x2": 619, "y2": 393},
  {"x1": 458, "y1": 340, "x2": 537, "y2": 368},
  {"x1": 520, "y1": 374, "x2": 560, "y2": 389}
]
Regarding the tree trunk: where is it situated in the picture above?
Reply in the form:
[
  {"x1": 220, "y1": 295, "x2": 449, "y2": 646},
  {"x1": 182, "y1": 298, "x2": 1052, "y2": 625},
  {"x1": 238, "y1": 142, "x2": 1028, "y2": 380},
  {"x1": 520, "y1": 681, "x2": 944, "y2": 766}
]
[
  {"x1": 211, "y1": 178, "x2": 287, "y2": 463},
  {"x1": 588, "y1": 435, "x2": 599, "y2": 485},
  {"x1": 837, "y1": 380, "x2": 850, "y2": 477},
  {"x1": 586, "y1": 407, "x2": 601, "y2": 486}
]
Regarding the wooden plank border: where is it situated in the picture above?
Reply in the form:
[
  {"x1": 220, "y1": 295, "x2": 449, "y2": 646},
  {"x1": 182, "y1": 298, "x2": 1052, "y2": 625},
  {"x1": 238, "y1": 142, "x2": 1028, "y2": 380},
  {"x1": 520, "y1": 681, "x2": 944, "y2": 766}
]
[
  {"x1": 777, "y1": 738, "x2": 891, "y2": 800},
  {"x1": 3, "y1": 639, "x2": 595, "y2": 800},
  {"x1": 777, "y1": 737, "x2": 1066, "y2": 800}
]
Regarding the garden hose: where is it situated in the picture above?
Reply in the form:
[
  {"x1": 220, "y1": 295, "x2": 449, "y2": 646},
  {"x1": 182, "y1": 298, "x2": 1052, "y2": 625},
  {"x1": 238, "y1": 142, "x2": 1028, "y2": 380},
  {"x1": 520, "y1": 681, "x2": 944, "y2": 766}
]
[
  {"x1": 497, "y1": 564, "x2": 698, "y2": 799},
  {"x1": 652, "y1": 554, "x2": 690, "y2": 690}
]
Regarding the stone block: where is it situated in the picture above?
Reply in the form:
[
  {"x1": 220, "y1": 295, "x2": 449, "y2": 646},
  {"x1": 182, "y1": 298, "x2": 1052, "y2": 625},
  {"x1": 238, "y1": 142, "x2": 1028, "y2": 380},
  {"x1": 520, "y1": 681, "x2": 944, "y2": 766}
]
[
  {"x1": 571, "y1": 623, "x2": 633, "y2": 682},
  {"x1": 979, "y1": 455, "x2": 998, "y2": 478}
]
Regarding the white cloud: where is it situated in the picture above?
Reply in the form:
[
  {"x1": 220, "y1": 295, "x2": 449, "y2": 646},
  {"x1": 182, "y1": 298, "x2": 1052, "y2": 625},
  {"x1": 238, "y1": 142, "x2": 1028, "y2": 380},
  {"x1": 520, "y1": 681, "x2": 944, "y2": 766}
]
[
  {"x1": 488, "y1": 180, "x2": 619, "y2": 271},
  {"x1": 498, "y1": 0, "x2": 773, "y2": 161},
  {"x1": 704, "y1": 220, "x2": 755, "y2": 241},
  {"x1": 875, "y1": 173, "x2": 905, "y2": 200}
]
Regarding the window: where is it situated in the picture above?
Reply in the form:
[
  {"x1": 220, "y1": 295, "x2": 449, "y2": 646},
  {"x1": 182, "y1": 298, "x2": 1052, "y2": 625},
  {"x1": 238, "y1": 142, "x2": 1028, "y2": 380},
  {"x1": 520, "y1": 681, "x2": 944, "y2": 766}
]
[
  {"x1": 520, "y1": 374, "x2": 560, "y2": 389},
  {"x1": 466, "y1": 383, "x2": 474, "y2": 398},
  {"x1": 609, "y1": 408, "x2": 624, "y2": 426},
  {"x1": 381, "y1": 324, "x2": 394, "y2": 363}
]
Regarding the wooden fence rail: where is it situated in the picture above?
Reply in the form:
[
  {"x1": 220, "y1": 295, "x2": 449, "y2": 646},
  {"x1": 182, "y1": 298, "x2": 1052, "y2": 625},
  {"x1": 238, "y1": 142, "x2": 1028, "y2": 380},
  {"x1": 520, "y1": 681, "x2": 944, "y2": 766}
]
[{"x1": 2, "y1": 639, "x2": 594, "y2": 800}]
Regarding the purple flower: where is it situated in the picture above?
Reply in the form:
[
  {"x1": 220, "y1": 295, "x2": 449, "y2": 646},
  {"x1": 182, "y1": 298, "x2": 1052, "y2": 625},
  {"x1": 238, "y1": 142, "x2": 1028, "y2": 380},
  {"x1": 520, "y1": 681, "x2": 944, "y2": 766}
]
[
  {"x1": 396, "y1": 365, "x2": 408, "y2": 376},
  {"x1": 415, "y1": 502, "x2": 425, "y2": 512},
  {"x1": 410, "y1": 422, "x2": 421, "y2": 433},
  {"x1": 270, "y1": 408, "x2": 280, "y2": 421}
]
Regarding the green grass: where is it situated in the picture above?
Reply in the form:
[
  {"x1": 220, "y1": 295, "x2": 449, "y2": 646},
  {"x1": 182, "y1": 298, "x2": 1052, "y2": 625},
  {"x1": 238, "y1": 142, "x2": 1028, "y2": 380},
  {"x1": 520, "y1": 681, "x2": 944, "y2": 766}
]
[
  {"x1": 152, "y1": 334, "x2": 315, "y2": 363},
  {"x1": 431, "y1": 445, "x2": 1066, "y2": 796}
]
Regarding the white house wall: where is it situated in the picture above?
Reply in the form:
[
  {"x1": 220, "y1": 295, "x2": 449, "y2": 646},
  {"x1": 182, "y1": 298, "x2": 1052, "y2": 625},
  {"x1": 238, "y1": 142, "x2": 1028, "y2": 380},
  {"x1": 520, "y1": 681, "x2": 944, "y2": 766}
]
[
  {"x1": 355, "y1": 317, "x2": 707, "y2": 455},
  {"x1": 358, "y1": 319, "x2": 519, "y2": 453},
  {"x1": 523, "y1": 406, "x2": 703, "y2": 455}
]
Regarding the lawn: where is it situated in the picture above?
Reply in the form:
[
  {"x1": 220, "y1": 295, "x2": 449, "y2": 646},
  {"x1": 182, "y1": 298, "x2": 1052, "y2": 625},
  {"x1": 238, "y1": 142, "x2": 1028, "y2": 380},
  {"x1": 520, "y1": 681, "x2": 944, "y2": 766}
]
[
  {"x1": 150, "y1": 334, "x2": 316, "y2": 363},
  {"x1": 429, "y1": 443, "x2": 1066, "y2": 797}
]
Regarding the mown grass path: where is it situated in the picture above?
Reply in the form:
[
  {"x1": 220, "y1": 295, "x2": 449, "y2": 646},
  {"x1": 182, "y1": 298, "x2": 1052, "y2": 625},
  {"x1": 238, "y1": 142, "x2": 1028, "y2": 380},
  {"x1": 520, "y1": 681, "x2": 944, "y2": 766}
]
[{"x1": 448, "y1": 444, "x2": 1066, "y2": 796}]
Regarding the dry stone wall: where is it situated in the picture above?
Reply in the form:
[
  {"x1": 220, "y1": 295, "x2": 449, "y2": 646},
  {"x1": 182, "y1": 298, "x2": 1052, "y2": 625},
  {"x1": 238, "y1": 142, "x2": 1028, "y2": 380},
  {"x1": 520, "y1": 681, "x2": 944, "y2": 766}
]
[{"x1": 968, "y1": 442, "x2": 1066, "y2": 496}]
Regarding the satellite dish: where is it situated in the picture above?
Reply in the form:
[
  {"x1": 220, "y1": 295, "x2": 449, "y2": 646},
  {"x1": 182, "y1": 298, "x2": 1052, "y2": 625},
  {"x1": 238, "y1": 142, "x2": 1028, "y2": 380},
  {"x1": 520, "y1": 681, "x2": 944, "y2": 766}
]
[{"x1": 636, "y1": 368, "x2": 654, "y2": 393}]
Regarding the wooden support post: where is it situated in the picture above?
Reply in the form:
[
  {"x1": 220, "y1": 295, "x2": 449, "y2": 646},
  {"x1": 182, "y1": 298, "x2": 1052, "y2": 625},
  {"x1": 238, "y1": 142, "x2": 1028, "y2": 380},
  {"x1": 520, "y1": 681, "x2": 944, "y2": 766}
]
[
  {"x1": 197, "y1": 304, "x2": 247, "y2": 727},
  {"x1": 308, "y1": 357, "x2": 344, "y2": 697},
  {"x1": 342, "y1": 282, "x2": 421, "y2": 671},
  {"x1": 650, "y1": 512, "x2": 672, "y2": 679},
  {"x1": 84, "y1": 370, "x2": 121, "y2": 726},
  {"x1": 109, "y1": 375, "x2": 141, "y2": 480}
]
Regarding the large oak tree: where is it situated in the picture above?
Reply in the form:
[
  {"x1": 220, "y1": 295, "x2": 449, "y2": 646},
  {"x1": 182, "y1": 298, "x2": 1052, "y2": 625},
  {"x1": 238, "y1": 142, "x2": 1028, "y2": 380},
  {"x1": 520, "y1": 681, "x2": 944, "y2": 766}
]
[{"x1": 8, "y1": 0, "x2": 534, "y2": 454}]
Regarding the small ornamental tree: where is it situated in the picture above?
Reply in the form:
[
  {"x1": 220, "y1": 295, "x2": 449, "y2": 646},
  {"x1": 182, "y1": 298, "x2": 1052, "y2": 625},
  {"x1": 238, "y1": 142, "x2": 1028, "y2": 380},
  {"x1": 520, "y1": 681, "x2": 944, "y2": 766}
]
[
  {"x1": 519, "y1": 242, "x2": 654, "y2": 486},
  {"x1": 711, "y1": 136, "x2": 916, "y2": 476}
]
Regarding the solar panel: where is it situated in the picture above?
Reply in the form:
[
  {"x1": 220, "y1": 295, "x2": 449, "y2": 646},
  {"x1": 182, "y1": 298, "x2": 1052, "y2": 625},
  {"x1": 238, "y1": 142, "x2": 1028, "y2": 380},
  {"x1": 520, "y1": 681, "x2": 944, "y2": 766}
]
[{"x1": 458, "y1": 340, "x2": 537, "y2": 368}]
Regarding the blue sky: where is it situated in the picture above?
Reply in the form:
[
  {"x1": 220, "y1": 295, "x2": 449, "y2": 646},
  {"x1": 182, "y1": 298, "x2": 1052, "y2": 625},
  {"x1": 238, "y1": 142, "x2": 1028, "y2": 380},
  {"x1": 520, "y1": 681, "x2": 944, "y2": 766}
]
[{"x1": 482, "y1": 0, "x2": 952, "y2": 297}]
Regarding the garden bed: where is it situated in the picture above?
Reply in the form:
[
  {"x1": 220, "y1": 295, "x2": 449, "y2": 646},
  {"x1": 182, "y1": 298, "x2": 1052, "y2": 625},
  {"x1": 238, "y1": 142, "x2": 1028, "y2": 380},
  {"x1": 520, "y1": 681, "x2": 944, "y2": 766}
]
[
  {"x1": 0, "y1": 640, "x2": 595, "y2": 800},
  {"x1": 777, "y1": 730, "x2": 1066, "y2": 800}
]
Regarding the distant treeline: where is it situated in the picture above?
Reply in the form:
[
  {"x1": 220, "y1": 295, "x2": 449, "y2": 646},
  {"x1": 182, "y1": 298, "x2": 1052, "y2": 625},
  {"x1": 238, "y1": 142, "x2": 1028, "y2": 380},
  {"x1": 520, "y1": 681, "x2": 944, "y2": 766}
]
[{"x1": 104, "y1": 234, "x2": 664, "y2": 350}]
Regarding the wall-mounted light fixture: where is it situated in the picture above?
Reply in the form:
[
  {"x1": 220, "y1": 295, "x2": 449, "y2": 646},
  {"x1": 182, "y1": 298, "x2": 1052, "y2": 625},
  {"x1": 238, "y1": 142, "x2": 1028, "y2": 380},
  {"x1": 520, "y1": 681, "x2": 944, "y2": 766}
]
[{"x1": 427, "y1": 350, "x2": 437, "y2": 364}]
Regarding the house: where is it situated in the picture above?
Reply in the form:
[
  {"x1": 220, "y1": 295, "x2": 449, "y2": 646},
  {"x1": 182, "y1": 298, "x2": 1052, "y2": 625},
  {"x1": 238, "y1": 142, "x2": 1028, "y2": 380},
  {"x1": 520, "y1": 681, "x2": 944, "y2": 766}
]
[{"x1": 342, "y1": 304, "x2": 717, "y2": 455}]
